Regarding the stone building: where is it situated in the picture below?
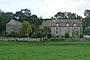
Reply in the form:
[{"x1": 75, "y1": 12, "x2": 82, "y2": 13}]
[
  {"x1": 6, "y1": 19, "x2": 21, "y2": 34},
  {"x1": 41, "y1": 19, "x2": 82, "y2": 37}
]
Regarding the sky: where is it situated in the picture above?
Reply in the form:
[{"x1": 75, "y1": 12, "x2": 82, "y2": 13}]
[{"x1": 0, "y1": 0, "x2": 90, "y2": 18}]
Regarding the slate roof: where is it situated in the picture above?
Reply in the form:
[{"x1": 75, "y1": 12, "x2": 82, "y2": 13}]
[
  {"x1": 51, "y1": 19, "x2": 82, "y2": 27},
  {"x1": 7, "y1": 19, "x2": 21, "y2": 26}
]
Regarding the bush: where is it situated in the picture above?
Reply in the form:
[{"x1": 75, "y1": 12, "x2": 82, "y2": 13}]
[
  {"x1": 6, "y1": 32, "x2": 20, "y2": 37},
  {"x1": 19, "y1": 34, "x2": 27, "y2": 37},
  {"x1": 37, "y1": 33, "x2": 43, "y2": 38},
  {"x1": 0, "y1": 32, "x2": 5, "y2": 36},
  {"x1": 30, "y1": 33, "x2": 43, "y2": 38},
  {"x1": 80, "y1": 34, "x2": 84, "y2": 38},
  {"x1": 47, "y1": 34, "x2": 52, "y2": 38},
  {"x1": 65, "y1": 33, "x2": 69, "y2": 38}
]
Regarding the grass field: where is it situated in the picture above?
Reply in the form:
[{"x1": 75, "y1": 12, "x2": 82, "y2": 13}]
[{"x1": 0, "y1": 41, "x2": 90, "y2": 60}]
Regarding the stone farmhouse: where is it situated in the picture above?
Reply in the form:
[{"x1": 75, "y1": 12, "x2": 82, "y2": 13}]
[
  {"x1": 6, "y1": 19, "x2": 82, "y2": 37},
  {"x1": 6, "y1": 19, "x2": 21, "y2": 34},
  {"x1": 41, "y1": 19, "x2": 82, "y2": 37}
]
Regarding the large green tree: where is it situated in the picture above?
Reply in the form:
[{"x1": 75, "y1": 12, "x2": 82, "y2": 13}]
[
  {"x1": 84, "y1": 26, "x2": 90, "y2": 35},
  {"x1": 14, "y1": 9, "x2": 43, "y2": 34},
  {"x1": 0, "y1": 12, "x2": 13, "y2": 34},
  {"x1": 54, "y1": 12, "x2": 81, "y2": 19},
  {"x1": 21, "y1": 21, "x2": 32, "y2": 37},
  {"x1": 83, "y1": 10, "x2": 90, "y2": 33},
  {"x1": 14, "y1": 9, "x2": 42, "y2": 26}
]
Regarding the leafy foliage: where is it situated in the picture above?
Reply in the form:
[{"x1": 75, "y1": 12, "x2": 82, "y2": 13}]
[
  {"x1": 65, "y1": 33, "x2": 69, "y2": 38},
  {"x1": 84, "y1": 10, "x2": 90, "y2": 17},
  {"x1": 54, "y1": 12, "x2": 81, "y2": 19},
  {"x1": 0, "y1": 9, "x2": 43, "y2": 36},
  {"x1": 84, "y1": 26, "x2": 90, "y2": 35},
  {"x1": 6, "y1": 31, "x2": 20, "y2": 37},
  {"x1": 80, "y1": 34, "x2": 84, "y2": 38},
  {"x1": 83, "y1": 10, "x2": 90, "y2": 33},
  {"x1": 21, "y1": 21, "x2": 32, "y2": 37},
  {"x1": 42, "y1": 27, "x2": 51, "y2": 37},
  {"x1": 0, "y1": 12, "x2": 13, "y2": 33}
]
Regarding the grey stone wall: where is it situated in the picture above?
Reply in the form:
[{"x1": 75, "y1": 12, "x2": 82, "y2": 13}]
[
  {"x1": 6, "y1": 25, "x2": 21, "y2": 33},
  {"x1": 51, "y1": 27, "x2": 81, "y2": 37},
  {"x1": 0, "y1": 38, "x2": 41, "y2": 42}
]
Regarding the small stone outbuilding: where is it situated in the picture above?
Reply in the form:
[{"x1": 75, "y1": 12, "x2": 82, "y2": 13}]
[{"x1": 6, "y1": 19, "x2": 21, "y2": 34}]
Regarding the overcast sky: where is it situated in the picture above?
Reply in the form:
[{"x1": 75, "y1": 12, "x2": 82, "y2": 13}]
[{"x1": 0, "y1": 0, "x2": 90, "y2": 18}]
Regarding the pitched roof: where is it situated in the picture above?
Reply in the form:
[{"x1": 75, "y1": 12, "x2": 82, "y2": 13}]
[
  {"x1": 52, "y1": 19, "x2": 82, "y2": 27},
  {"x1": 7, "y1": 19, "x2": 21, "y2": 26}
]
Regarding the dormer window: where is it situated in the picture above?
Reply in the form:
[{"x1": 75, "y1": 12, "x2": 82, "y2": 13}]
[
  {"x1": 56, "y1": 23, "x2": 59, "y2": 27},
  {"x1": 66, "y1": 23, "x2": 69, "y2": 27},
  {"x1": 73, "y1": 23, "x2": 77, "y2": 27}
]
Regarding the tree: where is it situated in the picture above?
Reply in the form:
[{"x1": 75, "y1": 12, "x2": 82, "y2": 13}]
[
  {"x1": 21, "y1": 8, "x2": 31, "y2": 16},
  {"x1": 21, "y1": 21, "x2": 32, "y2": 37},
  {"x1": 0, "y1": 9, "x2": 4, "y2": 15},
  {"x1": 0, "y1": 12, "x2": 13, "y2": 34},
  {"x1": 14, "y1": 9, "x2": 42, "y2": 28},
  {"x1": 83, "y1": 17, "x2": 90, "y2": 31},
  {"x1": 54, "y1": 12, "x2": 81, "y2": 19},
  {"x1": 84, "y1": 26, "x2": 90, "y2": 35},
  {"x1": 54, "y1": 12, "x2": 66, "y2": 19},
  {"x1": 84, "y1": 10, "x2": 90, "y2": 17},
  {"x1": 83, "y1": 10, "x2": 90, "y2": 32},
  {"x1": 13, "y1": 8, "x2": 31, "y2": 22},
  {"x1": 14, "y1": 11, "x2": 26, "y2": 21}
]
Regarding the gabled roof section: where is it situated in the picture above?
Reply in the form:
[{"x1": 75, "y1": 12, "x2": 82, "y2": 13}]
[
  {"x1": 7, "y1": 19, "x2": 21, "y2": 26},
  {"x1": 52, "y1": 19, "x2": 82, "y2": 27}
]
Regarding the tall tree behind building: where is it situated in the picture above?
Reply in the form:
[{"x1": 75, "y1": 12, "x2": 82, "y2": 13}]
[{"x1": 83, "y1": 9, "x2": 90, "y2": 33}]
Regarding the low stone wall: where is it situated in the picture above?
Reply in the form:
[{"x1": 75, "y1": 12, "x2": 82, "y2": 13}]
[
  {"x1": 0, "y1": 37, "x2": 87, "y2": 42},
  {"x1": 65, "y1": 38, "x2": 86, "y2": 42},
  {"x1": 42, "y1": 38, "x2": 86, "y2": 42},
  {"x1": 0, "y1": 37, "x2": 41, "y2": 42}
]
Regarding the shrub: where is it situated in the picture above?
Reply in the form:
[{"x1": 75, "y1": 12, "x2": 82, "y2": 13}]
[
  {"x1": 19, "y1": 34, "x2": 27, "y2": 37},
  {"x1": 47, "y1": 34, "x2": 52, "y2": 38},
  {"x1": 65, "y1": 33, "x2": 69, "y2": 38},
  {"x1": 6, "y1": 32, "x2": 20, "y2": 37},
  {"x1": 30, "y1": 33, "x2": 43, "y2": 38},
  {"x1": 0, "y1": 32, "x2": 5, "y2": 36},
  {"x1": 37, "y1": 33, "x2": 43, "y2": 38},
  {"x1": 80, "y1": 34, "x2": 84, "y2": 38}
]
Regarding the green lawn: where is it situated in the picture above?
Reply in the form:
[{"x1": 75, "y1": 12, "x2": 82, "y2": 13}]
[{"x1": 0, "y1": 41, "x2": 90, "y2": 60}]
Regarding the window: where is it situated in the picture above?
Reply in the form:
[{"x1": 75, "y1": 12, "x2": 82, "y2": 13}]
[
  {"x1": 66, "y1": 23, "x2": 69, "y2": 27},
  {"x1": 56, "y1": 31, "x2": 58, "y2": 34},
  {"x1": 56, "y1": 23, "x2": 59, "y2": 26},
  {"x1": 73, "y1": 23, "x2": 77, "y2": 27},
  {"x1": 56, "y1": 27, "x2": 58, "y2": 30}
]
